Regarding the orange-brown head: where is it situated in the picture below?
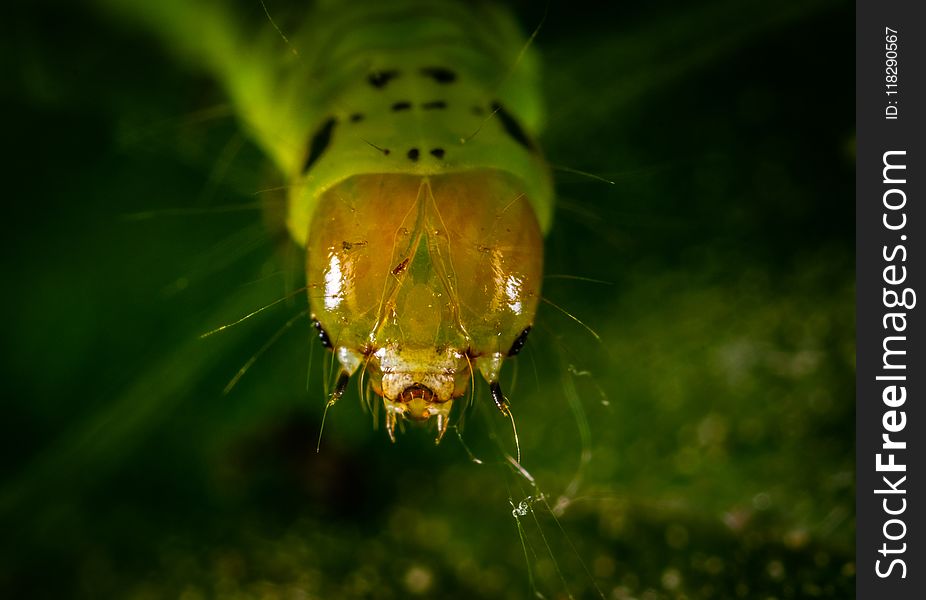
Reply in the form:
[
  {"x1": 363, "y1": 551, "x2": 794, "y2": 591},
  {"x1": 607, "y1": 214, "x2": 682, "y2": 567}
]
[{"x1": 306, "y1": 170, "x2": 542, "y2": 442}]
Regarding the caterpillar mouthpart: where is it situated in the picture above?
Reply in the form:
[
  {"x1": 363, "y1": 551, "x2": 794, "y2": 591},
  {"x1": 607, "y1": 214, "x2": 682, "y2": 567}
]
[
  {"x1": 367, "y1": 346, "x2": 470, "y2": 443},
  {"x1": 383, "y1": 394, "x2": 454, "y2": 444}
]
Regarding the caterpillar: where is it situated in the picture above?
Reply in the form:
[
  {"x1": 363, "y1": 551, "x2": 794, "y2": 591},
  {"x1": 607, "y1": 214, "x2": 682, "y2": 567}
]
[{"x1": 102, "y1": 0, "x2": 554, "y2": 443}]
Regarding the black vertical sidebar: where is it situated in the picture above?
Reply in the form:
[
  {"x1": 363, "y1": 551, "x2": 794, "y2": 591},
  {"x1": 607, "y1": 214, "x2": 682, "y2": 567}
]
[{"x1": 857, "y1": 1, "x2": 924, "y2": 597}]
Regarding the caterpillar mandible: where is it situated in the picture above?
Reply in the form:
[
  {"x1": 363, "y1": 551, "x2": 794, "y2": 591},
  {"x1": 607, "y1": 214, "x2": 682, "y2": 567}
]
[{"x1": 103, "y1": 0, "x2": 553, "y2": 443}]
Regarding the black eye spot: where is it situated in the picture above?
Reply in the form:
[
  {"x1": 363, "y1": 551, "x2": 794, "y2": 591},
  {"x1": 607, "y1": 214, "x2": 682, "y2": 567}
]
[
  {"x1": 420, "y1": 66, "x2": 456, "y2": 83},
  {"x1": 349, "y1": 113, "x2": 364, "y2": 122},
  {"x1": 491, "y1": 101, "x2": 535, "y2": 151},
  {"x1": 422, "y1": 100, "x2": 447, "y2": 110},
  {"x1": 301, "y1": 117, "x2": 336, "y2": 174},
  {"x1": 368, "y1": 69, "x2": 399, "y2": 89},
  {"x1": 429, "y1": 148, "x2": 445, "y2": 159},
  {"x1": 407, "y1": 148, "x2": 419, "y2": 161},
  {"x1": 507, "y1": 326, "x2": 532, "y2": 357},
  {"x1": 311, "y1": 317, "x2": 333, "y2": 350},
  {"x1": 391, "y1": 101, "x2": 412, "y2": 112}
]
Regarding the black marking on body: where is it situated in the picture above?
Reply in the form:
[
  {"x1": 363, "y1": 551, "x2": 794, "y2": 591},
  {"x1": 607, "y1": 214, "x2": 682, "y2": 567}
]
[
  {"x1": 420, "y1": 66, "x2": 457, "y2": 83},
  {"x1": 349, "y1": 113, "x2": 364, "y2": 122},
  {"x1": 391, "y1": 101, "x2": 412, "y2": 112},
  {"x1": 368, "y1": 69, "x2": 399, "y2": 88},
  {"x1": 391, "y1": 257, "x2": 410, "y2": 276},
  {"x1": 507, "y1": 326, "x2": 532, "y2": 357},
  {"x1": 490, "y1": 381, "x2": 509, "y2": 414},
  {"x1": 331, "y1": 370, "x2": 350, "y2": 400},
  {"x1": 407, "y1": 148, "x2": 420, "y2": 161},
  {"x1": 302, "y1": 117, "x2": 336, "y2": 174},
  {"x1": 311, "y1": 317, "x2": 333, "y2": 350},
  {"x1": 471, "y1": 105, "x2": 485, "y2": 116},
  {"x1": 491, "y1": 101, "x2": 535, "y2": 151},
  {"x1": 430, "y1": 148, "x2": 445, "y2": 159},
  {"x1": 422, "y1": 100, "x2": 447, "y2": 110},
  {"x1": 362, "y1": 139, "x2": 391, "y2": 156}
]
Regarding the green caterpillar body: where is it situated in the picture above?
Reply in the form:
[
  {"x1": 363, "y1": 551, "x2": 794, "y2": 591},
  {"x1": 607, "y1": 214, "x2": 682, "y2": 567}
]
[{"x1": 104, "y1": 0, "x2": 553, "y2": 442}]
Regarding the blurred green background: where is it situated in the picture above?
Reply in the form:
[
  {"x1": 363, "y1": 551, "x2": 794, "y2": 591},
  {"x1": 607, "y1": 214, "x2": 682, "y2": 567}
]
[{"x1": 1, "y1": 0, "x2": 853, "y2": 598}]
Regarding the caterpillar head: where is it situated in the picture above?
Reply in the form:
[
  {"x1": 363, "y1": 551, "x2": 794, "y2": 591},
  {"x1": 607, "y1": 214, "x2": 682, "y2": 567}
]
[{"x1": 305, "y1": 171, "x2": 542, "y2": 443}]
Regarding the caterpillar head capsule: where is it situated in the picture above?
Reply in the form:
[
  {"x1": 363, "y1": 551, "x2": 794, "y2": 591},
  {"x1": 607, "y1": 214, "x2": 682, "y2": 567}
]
[{"x1": 305, "y1": 170, "x2": 543, "y2": 443}]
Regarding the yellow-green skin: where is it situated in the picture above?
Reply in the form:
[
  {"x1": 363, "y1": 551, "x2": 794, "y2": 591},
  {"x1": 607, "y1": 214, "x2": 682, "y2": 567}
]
[{"x1": 100, "y1": 0, "x2": 553, "y2": 237}]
